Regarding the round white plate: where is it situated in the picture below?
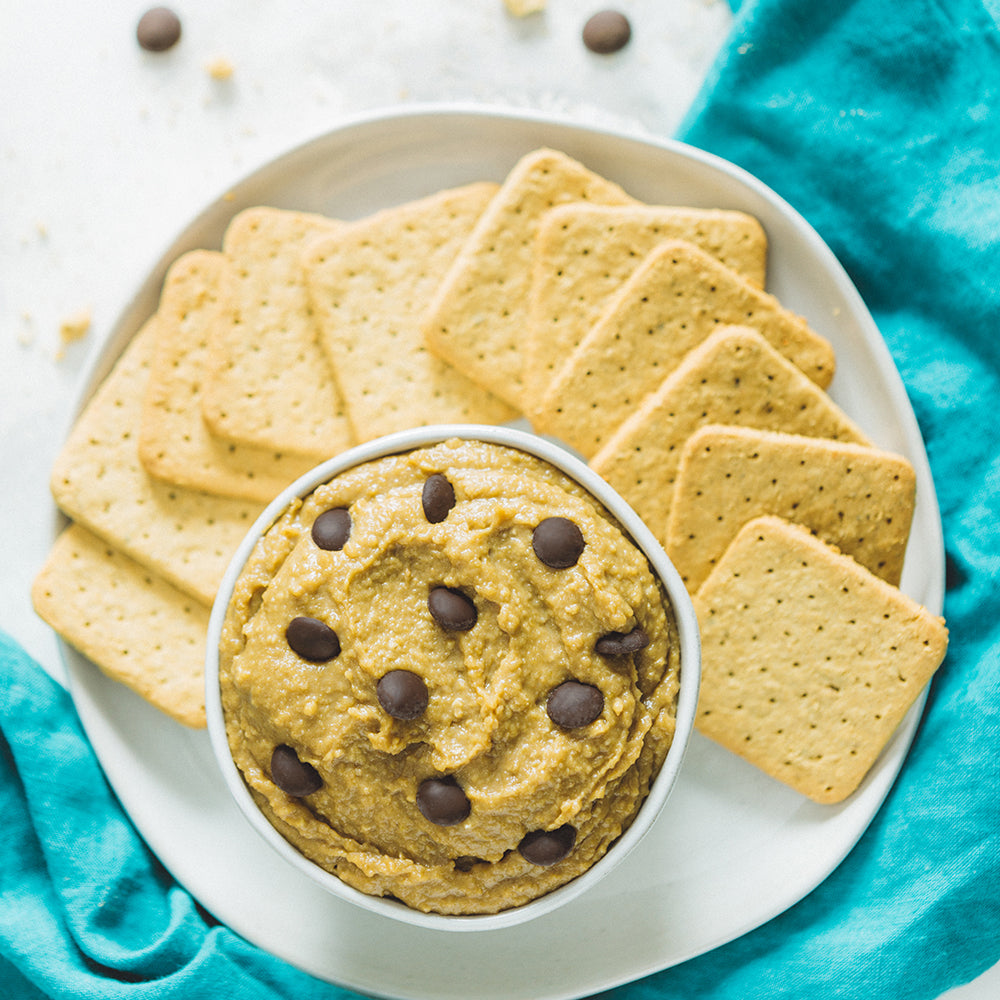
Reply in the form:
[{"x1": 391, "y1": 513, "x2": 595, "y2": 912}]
[{"x1": 60, "y1": 106, "x2": 944, "y2": 1000}]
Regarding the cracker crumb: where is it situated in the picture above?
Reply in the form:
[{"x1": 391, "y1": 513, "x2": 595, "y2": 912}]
[
  {"x1": 59, "y1": 307, "x2": 92, "y2": 347},
  {"x1": 206, "y1": 57, "x2": 234, "y2": 80},
  {"x1": 18, "y1": 313, "x2": 35, "y2": 348},
  {"x1": 504, "y1": 0, "x2": 546, "y2": 16}
]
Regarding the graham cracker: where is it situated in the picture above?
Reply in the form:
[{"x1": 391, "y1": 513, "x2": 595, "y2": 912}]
[
  {"x1": 666, "y1": 426, "x2": 916, "y2": 592},
  {"x1": 589, "y1": 326, "x2": 870, "y2": 541},
  {"x1": 51, "y1": 303, "x2": 264, "y2": 606},
  {"x1": 693, "y1": 515, "x2": 948, "y2": 804},
  {"x1": 533, "y1": 239, "x2": 834, "y2": 455},
  {"x1": 302, "y1": 182, "x2": 518, "y2": 442},
  {"x1": 422, "y1": 148, "x2": 635, "y2": 409},
  {"x1": 32, "y1": 524, "x2": 208, "y2": 729},
  {"x1": 139, "y1": 249, "x2": 319, "y2": 503},
  {"x1": 523, "y1": 203, "x2": 768, "y2": 404},
  {"x1": 200, "y1": 206, "x2": 355, "y2": 460}
]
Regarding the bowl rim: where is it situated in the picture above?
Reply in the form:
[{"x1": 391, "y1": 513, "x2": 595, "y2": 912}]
[{"x1": 204, "y1": 422, "x2": 701, "y2": 932}]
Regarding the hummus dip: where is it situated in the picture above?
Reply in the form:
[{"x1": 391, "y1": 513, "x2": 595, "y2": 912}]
[{"x1": 218, "y1": 439, "x2": 681, "y2": 914}]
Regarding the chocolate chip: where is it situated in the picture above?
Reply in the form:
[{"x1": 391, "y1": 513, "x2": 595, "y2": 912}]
[
  {"x1": 532, "y1": 517, "x2": 585, "y2": 569},
  {"x1": 285, "y1": 616, "x2": 340, "y2": 662},
  {"x1": 136, "y1": 7, "x2": 182, "y2": 52},
  {"x1": 416, "y1": 777, "x2": 471, "y2": 826},
  {"x1": 547, "y1": 681, "x2": 604, "y2": 728},
  {"x1": 311, "y1": 507, "x2": 351, "y2": 551},
  {"x1": 270, "y1": 745, "x2": 322, "y2": 797},
  {"x1": 377, "y1": 670, "x2": 429, "y2": 720},
  {"x1": 421, "y1": 474, "x2": 456, "y2": 523},
  {"x1": 595, "y1": 626, "x2": 650, "y2": 657},
  {"x1": 582, "y1": 10, "x2": 631, "y2": 54},
  {"x1": 518, "y1": 824, "x2": 577, "y2": 866},
  {"x1": 428, "y1": 587, "x2": 477, "y2": 631}
]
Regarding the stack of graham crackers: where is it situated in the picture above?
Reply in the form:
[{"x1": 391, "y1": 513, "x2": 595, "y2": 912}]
[
  {"x1": 33, "y1": 147, "x2": 946, "y2": 805},
  {"x1": 31, "y1": 185, "x2": 514, "y2": 728}
]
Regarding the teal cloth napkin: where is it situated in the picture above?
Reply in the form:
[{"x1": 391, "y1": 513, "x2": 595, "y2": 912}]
[
  {"x1": 4, "y1": 0, "x2": 1000, "y2": 997},
  {"x1": 614, "y1": 0, "x2": 1000, "y2": 997},
  {"x1": 0, "y1": 632, "x2": 344, "y2": 1000}
]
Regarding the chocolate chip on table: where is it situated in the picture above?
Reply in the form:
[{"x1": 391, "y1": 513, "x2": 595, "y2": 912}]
[
  {"x1": 136, "y1": 7, "x2": 182, "y2": 52},
  {"x1": 416, "y1": 777, "x2": 471, "y2": 826},
  {"x1": 271, "y1": 745, "x2": 323, "y2": 797},
  {"x1": 532, "y1": 516, "x2": 585, "y2": 569},
  {"x1": 595, "y1": 626, "x2": 650, "y2": 657},
  {"x1": 285, "y1": 616, "x2": 341, "y2": 662},
  {"x1": 311, "y1": 507, "x2": 351, "y2": 550},
  {"x1": 518, "y1": 824, "x2": 577, "y2": 866},
  {"x1": 421, "y1": 473, "x2": 456, "y2": 523},
  {"x1": 582, "y1": 10, "x2": 632, "y2": 54},
  {"x1": 547, "y1": 680, "x2": 604, "y2": 728},
  {"x1": 377, "y1": 670, "x2": 429, "y2": 720},
  {"x1": 428, "y1": 586, "x2": 478, "y2": 631}
]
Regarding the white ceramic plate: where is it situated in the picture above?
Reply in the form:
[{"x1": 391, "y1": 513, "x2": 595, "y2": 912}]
[{"x1": 60, "y1": 106, "x2": 944, "y2": 1000}]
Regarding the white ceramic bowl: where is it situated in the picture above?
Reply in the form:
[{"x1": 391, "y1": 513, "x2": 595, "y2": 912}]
[{"x1": 204, "y1": 423, "x2": 701, "y2": 931}]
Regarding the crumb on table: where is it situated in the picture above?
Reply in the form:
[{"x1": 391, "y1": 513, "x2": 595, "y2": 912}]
[
  {"x1": 504, "y1": 0, "x2": 546, "y2": 16},
  {"x1": 206, "y1": 57, "x2": 234, "y2": 80}
]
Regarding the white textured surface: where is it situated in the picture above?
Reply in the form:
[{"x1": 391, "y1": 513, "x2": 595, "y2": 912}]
[
  {"x1": 0, "y1": 1, "x2": 995, "y2": 997},
  {"x1": 0, "y1": 0, "x2": 729, "y2": 675}
]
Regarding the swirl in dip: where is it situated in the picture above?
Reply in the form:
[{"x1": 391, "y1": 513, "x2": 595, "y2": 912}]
[{"x1": 218, "y1": 439, "x2": 681, "y2": 914}]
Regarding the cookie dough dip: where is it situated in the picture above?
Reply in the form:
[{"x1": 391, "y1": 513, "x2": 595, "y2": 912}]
[{"x1": 217, "y1": 436, "x2": 682, "y2": 916}]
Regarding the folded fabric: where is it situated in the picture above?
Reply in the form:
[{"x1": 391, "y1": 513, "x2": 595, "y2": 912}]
[
  {"x1": 602, "y1": 0, "x2": 1000, "y2": 997},
  {"x1": 0, "y1": 631, "x2": 350, "y2": 999}
]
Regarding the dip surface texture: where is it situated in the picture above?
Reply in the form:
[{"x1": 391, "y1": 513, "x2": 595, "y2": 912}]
[{"x1": 218, "y1": 439, "x2": 680, "y2": 914}]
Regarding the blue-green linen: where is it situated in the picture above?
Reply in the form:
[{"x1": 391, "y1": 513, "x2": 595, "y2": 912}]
[{"x1": 3, "y1": 0, "x2": 999, "y2": 997}]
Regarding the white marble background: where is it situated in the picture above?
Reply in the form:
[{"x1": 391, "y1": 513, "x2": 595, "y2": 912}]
[{"x1": 0, "y1": 1, "x2": 995, "y2": 996}]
